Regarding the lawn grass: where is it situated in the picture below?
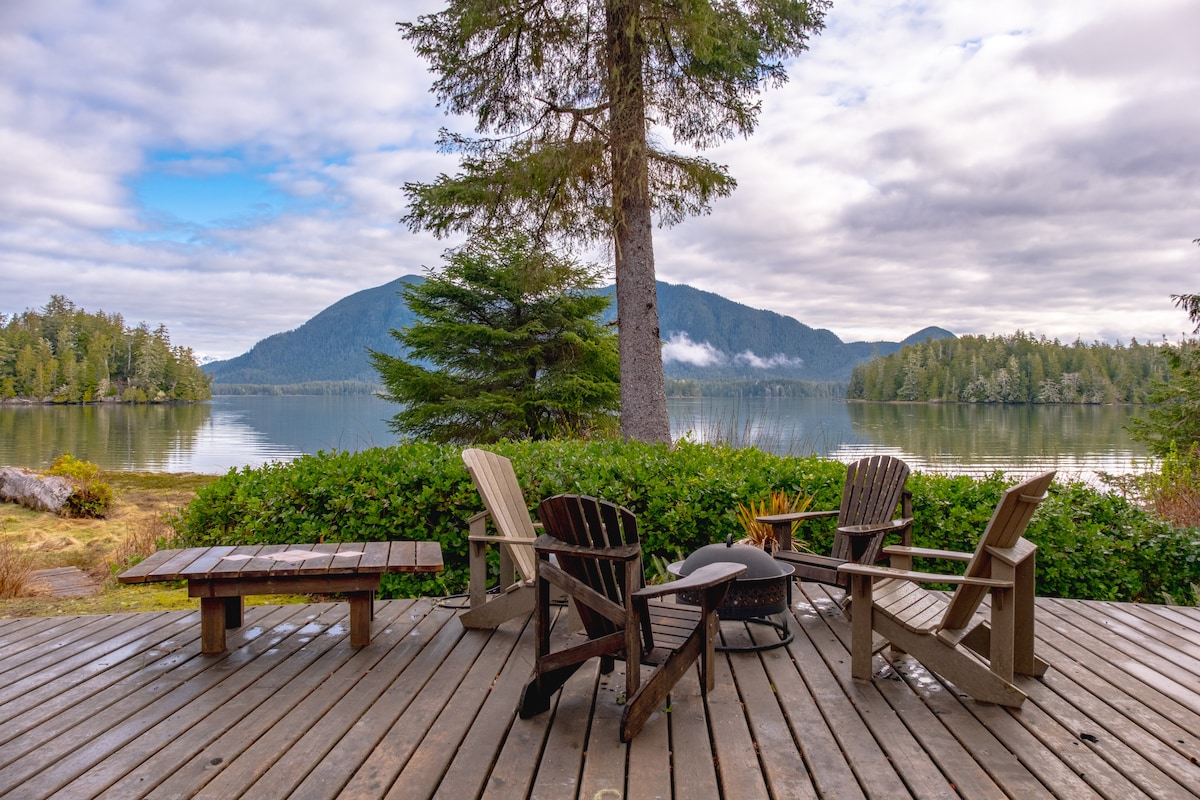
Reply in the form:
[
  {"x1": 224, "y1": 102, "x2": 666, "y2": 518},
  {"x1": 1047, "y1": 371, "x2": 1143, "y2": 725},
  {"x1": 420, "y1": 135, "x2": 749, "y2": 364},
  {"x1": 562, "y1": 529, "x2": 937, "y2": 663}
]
[{"x1": 0, "y1": 583, "x2": 311, "y2": 618}]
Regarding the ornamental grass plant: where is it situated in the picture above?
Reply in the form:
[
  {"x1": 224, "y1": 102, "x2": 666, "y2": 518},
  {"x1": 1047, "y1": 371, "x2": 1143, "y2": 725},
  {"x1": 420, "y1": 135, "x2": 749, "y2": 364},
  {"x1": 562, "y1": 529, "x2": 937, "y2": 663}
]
[{"x1": 734, "y1": 490, "x2": 813, "y2": 553}]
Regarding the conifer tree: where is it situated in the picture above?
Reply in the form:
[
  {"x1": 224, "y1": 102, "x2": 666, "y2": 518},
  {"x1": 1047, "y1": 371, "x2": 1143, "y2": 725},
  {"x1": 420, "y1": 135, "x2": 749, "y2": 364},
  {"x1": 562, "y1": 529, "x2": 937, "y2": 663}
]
[
  {"x1": 399, "y1": 0, "x2": 828, "y2": 442},
  {"x1": 1130, "y1": 245, "x2": 1200, "y2": 455},
  {"x1": 370, "y1": 233, "x2": 619, "y2": 443}
]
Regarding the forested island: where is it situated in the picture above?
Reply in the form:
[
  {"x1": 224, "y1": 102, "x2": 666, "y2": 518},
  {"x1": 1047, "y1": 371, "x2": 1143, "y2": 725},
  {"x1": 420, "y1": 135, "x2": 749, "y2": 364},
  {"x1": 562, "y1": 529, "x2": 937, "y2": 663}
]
[
  {"x1": 848, "y1": 332, "x2": 1167, "y2": 403},
  {"x1": 0, "y1": 297, "x2": 211, "y2": 403}
]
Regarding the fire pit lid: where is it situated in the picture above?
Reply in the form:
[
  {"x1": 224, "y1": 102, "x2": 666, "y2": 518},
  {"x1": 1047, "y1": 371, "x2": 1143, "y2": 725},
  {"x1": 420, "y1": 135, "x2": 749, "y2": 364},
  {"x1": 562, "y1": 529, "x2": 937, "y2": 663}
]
[{"x1": 668, "y1": 537, "x2": 792, "y2": 580}]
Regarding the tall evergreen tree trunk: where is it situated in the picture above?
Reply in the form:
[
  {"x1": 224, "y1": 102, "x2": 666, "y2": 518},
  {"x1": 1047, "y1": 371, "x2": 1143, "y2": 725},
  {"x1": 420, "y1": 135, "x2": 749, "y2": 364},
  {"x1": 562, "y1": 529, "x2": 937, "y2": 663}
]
[{"x1": 608, "y1": 0, "x2": 670, "y2": 443}]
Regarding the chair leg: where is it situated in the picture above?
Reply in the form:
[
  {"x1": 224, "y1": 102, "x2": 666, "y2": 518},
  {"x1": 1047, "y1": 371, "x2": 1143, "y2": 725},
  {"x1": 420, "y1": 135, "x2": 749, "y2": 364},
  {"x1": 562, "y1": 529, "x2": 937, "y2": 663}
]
[
  {"x1": 459, "y1": 583, "x2": 535, "y2": 629},
  {"x1": 519, "y1": 663, "x2": 584, "y2": 719},
  {"x1": 880, "y1": 621, "x2": 1028, "y2": 707},
  {"x1": 621, "y1": 633, "x2": 705, "y2": 742},
  {"x1": 848, "y1": 574, "x2": 874, "y2": 680},
  {"x1": 1012, "y1": 554, "x2": 1046, "y2": 676}
]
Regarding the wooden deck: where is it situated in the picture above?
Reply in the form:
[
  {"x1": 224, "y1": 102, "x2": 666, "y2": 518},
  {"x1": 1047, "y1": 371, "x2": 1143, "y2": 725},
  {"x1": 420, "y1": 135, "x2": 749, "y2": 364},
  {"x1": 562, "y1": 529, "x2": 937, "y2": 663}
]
[{"x1": 2, "y1": 582, "x2": 1199, "y2": 799}]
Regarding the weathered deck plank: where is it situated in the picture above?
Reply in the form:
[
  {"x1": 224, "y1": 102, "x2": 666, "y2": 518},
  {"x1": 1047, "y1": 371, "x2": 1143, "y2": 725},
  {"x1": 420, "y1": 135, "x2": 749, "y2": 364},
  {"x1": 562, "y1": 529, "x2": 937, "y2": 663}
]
[
  {"x1": 2, "y1": 587, "x2": 1199, "y2": 800},
  {"x1": 795, "y1": 584, "x2": 1018, "y2": 799},
  {"x1": 662, "y1": 668, "x2": 719, "y2": 798},
  {"x1": 93, "y1": 603, "x2": 365, "y2": 799},
  {"x1": 190, "y1": 602, "x2": 455, "y2": 799},
  {"x1": 328, "y1": 607, "x2": 486, "y2": 799}
]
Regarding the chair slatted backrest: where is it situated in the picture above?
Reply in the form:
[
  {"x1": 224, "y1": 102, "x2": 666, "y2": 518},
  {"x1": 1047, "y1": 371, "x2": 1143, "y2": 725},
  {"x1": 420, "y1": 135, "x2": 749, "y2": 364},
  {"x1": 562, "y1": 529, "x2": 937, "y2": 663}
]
[
  {"x1": 536, "y1": 494, "x2": 643, "y2": 640},
  {"x1": 939, "y1": 470, "x2": 1056, "y2": 632},
  {"x1": 462, "y1": 448, "x2": 539, "y2": 582},
  {"x1": 831, "y1": 455, "x2": 911, "y2": 560}
]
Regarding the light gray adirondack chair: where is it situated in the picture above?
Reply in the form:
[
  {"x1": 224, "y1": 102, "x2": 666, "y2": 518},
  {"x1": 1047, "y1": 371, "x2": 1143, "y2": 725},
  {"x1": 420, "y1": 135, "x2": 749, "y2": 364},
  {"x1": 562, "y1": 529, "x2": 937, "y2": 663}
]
[{"x1": 839, "y1": 470, "x2": 1056, "y2": 707}]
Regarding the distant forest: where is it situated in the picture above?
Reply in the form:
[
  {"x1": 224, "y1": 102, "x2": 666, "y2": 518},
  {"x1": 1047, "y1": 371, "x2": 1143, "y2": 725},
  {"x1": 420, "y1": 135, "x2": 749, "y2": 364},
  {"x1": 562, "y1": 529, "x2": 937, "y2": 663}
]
[
  {"x1": 214, "y1": 381, "x2": 378, "y2": 396},
  {"x1": 0, "y1": 296, "x2": 211, "y2": 403},
  {"x1": 847, "y1": 333, "x2": 1168, "y2": 404},
  {"x1": 665, "y1": 379, "x2": 845, "y2": 398}
]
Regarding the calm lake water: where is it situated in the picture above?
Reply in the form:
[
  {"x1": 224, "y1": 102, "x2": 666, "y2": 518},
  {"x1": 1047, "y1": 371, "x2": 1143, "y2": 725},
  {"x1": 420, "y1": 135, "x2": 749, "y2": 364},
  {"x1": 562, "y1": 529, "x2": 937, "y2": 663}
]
[{"x1": 0, "y1": 394, "x2": 1148, "y2": 480}]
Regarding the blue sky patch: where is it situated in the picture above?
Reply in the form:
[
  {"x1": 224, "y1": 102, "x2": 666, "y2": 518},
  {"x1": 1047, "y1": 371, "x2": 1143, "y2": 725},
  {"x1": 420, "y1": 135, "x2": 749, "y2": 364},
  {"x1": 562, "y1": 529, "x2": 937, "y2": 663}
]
[{"x1": 131, "y1": 168, "x2": 287, "y2": 227}]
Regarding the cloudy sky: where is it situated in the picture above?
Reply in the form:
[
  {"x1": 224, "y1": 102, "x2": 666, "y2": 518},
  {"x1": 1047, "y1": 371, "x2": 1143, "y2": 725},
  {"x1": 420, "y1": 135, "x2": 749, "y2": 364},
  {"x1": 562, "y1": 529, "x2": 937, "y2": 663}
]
[{"x1": 2, "y1": 0, "x2": 1197, "y2": 361}]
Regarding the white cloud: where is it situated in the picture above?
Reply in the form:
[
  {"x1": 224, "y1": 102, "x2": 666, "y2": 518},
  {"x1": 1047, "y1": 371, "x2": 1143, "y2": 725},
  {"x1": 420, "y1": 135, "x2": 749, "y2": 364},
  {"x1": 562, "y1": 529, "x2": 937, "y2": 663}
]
[
  {"x1": 735, "y1": 351, "x2": 804, "y2": 370},
  {"x1": 661, "y1": 333, "x2": 726, "y2": 367}
]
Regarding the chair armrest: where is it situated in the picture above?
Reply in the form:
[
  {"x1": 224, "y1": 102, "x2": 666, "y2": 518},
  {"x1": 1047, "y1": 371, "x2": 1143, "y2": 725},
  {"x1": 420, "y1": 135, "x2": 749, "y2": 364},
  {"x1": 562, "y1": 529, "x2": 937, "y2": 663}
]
[
  {"x1": 987, "y1": 537, "x2": 1037, "y2": 566},
  {"x1": 881, "y1": 545, "x2": 972, "y2": 562},
  {"x1": 838, "y1": 562, "x2": 1013, "y2": 588},
  {"x1": 467, "y1": 531, "x2": 538, "y2": 547},
  {"x1": 532, "y1": 533, "x2": 641, "y2": 562},
  {"x1": 774, "y1": 550, "x2": 845, "y2": 569},
  {"x1": 757, "y1": 509, "x2": 839, "y2": 525},
  {"x1": 632, "y1": 562, "x2": 746, "y2": 600},
  {"x1": 837, "y1": 518, "x2": 912, "y2": 537}
]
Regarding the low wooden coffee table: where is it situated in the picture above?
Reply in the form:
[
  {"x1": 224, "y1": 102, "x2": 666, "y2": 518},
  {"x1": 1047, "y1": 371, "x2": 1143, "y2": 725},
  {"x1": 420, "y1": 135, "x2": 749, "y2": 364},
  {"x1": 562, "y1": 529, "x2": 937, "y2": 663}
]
[{"x1": 117, "y1": 541, "x2": 443, "y2": 654}]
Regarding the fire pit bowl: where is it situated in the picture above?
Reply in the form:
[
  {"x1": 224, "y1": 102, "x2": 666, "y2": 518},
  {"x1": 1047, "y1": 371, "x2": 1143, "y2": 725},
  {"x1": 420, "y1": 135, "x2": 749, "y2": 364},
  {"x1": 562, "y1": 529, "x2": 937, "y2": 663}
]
[{"x1": 668, "y1": 539, "x2": 795, "y2": 651}]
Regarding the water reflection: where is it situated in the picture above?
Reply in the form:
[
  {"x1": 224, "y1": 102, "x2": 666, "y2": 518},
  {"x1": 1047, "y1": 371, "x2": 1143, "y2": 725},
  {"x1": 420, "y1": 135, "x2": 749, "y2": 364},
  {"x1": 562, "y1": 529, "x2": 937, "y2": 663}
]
[
  {"x1": 668, "y1": 396, "x2": 865, "y2": 456},
  {"x1": 0, "y1": 394, "x2": 1147, "y2": 479},
  {"x1": 836, "y1": 402, "x2": 1145, "y2": 479},
  {"x1": 0, "y1": 403, "x2": 215, "y2": 472},
  {"x1": 668, "y1": 396, "x2": 1146, "y2": 481}
]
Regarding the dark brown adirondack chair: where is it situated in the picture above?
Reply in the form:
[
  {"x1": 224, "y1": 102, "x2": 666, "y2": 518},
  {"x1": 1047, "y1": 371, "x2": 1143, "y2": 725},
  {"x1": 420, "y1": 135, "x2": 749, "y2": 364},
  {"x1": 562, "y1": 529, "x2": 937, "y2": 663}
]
[
  {"x1": 759, "y1": 455, "x2": 913, "y2": 589},
  {"x1": 839, "y1": 470, "x2": 1056, "y2": 707},
  {"x1": 518, "y1": 494, "x2": 745, "y2": 741}
]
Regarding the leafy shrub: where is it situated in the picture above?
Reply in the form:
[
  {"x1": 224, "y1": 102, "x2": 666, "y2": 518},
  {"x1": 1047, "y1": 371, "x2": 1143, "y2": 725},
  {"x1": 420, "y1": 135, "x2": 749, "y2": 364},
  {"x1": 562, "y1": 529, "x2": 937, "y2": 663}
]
[
  {"x1": 907, "y1": 471, "x2": 1200, "y2": 603},
  {"x1": 47, "y1": 453, "x2": 113, "y2": 518},
  {"x1": 170, "y1": 441, "x2": 845, "y2": 597},
  {"x1": 169, "y1": 441, "x2": 1200, "y2": 603}
]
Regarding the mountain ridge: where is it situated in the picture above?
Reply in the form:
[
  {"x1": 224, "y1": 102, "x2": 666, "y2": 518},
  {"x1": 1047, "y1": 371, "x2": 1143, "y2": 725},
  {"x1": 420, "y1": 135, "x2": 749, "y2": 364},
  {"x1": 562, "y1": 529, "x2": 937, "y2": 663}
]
[{"x1": 203, "y1": 275, "x2": 954, "y2": 385}]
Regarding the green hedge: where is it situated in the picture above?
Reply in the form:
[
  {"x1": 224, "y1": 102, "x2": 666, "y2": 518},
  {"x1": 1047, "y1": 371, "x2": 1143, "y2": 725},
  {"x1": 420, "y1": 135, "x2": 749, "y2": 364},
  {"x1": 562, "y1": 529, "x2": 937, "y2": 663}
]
[
  {"x1": 907, "y1": 472, "x2": 1200, "y2": 603},
  {"x1": 170, "y1": 440, "x2": 1200, "y2": 603}
]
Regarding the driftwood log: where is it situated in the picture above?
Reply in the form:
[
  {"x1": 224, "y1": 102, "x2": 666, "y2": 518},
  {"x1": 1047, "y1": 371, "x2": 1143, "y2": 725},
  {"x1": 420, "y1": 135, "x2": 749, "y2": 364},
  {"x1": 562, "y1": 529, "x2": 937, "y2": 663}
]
[{"x1": 0, "y1": 467, "x2": 76, "y2": 514}]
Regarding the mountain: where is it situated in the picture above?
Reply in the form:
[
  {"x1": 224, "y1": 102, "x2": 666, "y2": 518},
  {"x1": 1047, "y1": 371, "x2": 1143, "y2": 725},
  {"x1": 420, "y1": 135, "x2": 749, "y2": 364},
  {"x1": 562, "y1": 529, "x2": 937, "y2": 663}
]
[
  {"x1": 204, "y1": 277, "x2": 421, "y2": 385},
  {"x1": 646, "y1": 283, "x2": 952, "y2": 381},
  {"x1": 203, "y1": 275, "x2": 954, "y2": 385}
]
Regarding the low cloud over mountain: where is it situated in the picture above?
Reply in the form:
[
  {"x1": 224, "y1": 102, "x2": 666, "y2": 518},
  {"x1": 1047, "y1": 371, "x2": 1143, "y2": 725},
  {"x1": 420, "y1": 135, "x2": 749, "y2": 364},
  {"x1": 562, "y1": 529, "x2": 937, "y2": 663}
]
[{"x1": 662, "y1": 333, "x2": 805, "y2": 371}]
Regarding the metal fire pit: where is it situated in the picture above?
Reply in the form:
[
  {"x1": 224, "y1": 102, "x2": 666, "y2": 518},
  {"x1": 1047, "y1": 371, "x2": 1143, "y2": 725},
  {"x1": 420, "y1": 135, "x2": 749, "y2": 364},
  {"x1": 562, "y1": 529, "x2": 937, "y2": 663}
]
[{"x1": 668, "y1": 538, "x2": 795, "y2": 652}]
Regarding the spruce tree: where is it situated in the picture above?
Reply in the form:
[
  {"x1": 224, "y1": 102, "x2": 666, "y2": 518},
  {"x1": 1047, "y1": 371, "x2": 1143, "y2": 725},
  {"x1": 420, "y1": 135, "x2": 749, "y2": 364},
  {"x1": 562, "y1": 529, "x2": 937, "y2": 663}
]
[{"x1": 370, "y1": 233, "x2": 619, "y2": 443}]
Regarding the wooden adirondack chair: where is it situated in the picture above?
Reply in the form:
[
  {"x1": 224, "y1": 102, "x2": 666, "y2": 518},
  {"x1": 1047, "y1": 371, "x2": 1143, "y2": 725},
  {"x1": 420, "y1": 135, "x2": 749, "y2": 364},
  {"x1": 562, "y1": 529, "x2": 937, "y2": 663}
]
[
  {"x1": 459, "y1": 448, "x2": 541, "y2": 629},
  {"x1": 759, "y1": 455, "x2": 913, "y2": 588},
  {"x1": 519, "y1": 494, "x2": 745, "y2": 741},
  {"x1": 838, "y1": 470, "x2": 1056, "y2": 707}
]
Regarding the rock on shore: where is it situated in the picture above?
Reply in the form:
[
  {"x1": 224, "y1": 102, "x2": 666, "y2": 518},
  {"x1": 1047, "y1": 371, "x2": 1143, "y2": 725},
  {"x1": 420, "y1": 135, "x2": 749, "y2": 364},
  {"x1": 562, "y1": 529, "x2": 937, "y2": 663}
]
[{"x1": 0, "y1": 467, "x2": 75, "y2": 514}]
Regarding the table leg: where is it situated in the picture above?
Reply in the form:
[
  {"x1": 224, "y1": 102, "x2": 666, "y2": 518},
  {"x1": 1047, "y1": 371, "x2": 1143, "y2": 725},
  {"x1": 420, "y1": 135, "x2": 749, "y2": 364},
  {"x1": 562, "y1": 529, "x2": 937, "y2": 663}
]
[
  {"x1": 349, "y1": 591, "x2": 372, "y2": 647},
  {"x1": 200, "y1": 597, "x2": 228, "y2": 654}
]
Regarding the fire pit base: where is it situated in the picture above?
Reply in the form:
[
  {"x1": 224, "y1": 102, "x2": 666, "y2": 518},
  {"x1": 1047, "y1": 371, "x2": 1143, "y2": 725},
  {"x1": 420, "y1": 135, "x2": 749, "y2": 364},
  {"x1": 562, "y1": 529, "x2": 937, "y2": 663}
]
[
  {"x1": 667, "y1": 542, "x2": 796, "y2": 652},
  {"x1": 715, "y1": 613, "x2": 793, "y2": 652}
]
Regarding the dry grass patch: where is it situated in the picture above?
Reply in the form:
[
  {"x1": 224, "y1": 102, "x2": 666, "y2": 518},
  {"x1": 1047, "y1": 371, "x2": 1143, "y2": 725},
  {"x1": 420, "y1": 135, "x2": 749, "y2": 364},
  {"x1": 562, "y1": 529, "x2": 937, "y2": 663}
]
[
  {"x1": 0, "y1": 471, "x2": 218, "y2": 611},
  {"x1": 0, "y1": 471, "x2": 328, "y2": 618},
  {"x1": 0, "y1": 536, "x2": 37, "y2": 598},
  {"x1": 108, "y1": 514, "x2": 177, "y2": 581}
]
